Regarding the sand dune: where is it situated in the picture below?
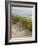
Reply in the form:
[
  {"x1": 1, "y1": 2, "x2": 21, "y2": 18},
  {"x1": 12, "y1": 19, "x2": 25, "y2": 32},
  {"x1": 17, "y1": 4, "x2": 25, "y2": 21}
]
[{"x1": 11, "y1": 23, "x2": 32, "y2": 38}]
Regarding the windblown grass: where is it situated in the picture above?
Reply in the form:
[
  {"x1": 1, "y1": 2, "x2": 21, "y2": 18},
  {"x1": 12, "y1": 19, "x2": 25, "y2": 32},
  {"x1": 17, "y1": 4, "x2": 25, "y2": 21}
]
[{"x1": 10, "y1": 14, "x2": 32, "y2": 32}]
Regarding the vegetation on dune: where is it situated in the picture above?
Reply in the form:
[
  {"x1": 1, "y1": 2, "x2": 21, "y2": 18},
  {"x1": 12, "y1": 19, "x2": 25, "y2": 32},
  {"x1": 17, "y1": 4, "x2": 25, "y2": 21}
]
[{"x1": 10, "y1": 14, "x2": 32, "y2": 32}]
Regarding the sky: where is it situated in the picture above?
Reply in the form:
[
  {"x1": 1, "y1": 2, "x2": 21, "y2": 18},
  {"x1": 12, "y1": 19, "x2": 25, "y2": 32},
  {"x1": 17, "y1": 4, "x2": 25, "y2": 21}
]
[{"x1": 11, "y1": 7, "x2": 32, "y2": 16}]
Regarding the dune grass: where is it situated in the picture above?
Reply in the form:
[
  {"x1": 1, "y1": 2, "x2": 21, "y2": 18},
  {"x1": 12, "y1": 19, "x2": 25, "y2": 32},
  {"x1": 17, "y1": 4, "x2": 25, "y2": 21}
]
[{"x1": 10, "y1": 14, "x2": 32, "y2": 32}]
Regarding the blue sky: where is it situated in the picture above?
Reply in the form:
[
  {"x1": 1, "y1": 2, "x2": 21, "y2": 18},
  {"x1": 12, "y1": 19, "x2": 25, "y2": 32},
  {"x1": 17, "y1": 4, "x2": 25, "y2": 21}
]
[{"x1": 11, "y1": 7, "x2": 32, "y2": 16}]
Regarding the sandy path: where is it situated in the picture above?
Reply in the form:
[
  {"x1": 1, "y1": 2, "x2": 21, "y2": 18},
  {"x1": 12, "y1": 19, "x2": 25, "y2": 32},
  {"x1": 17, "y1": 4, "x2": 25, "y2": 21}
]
[{"x1": 11, "y1": 23, "x2": 32, "y2": 38}]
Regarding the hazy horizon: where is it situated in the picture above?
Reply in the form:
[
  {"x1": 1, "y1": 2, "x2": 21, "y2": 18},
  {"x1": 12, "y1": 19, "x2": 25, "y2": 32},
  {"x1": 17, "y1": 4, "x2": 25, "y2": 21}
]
[{"x1": 11, "y1": 7, "x2": 32, "y2": 16}]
